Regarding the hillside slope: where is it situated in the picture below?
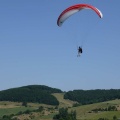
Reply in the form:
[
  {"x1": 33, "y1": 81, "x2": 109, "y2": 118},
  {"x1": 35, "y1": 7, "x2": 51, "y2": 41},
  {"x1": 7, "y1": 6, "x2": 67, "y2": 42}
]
[
  {"x1": 70, "y1": 99, "x2": 120, "y2": 120},
  {"x1": 64, "y1": 89, "x2": 120, "y2": 105},
  {"x1": 53, "y1": 93, "x2": 77, "y2": 107},
  {"x1": 1, "y1": 98, "x2": 120, "y2": 120},
  {"x1": 0, "y1": 85, "x2": 62, "y2": 105}
]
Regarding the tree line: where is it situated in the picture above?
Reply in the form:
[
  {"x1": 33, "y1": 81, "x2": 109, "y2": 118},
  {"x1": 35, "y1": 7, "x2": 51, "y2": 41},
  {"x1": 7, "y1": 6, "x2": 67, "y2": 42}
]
[
  {"x1": 64, "y1": 89, "x2": 120, "y2": 105},
  {"x1": 90, "y1": 105, "x2": 117, "y2": 113},
  {"x1": 0, "y1": 85, "x2": 62, "y2": 105}
]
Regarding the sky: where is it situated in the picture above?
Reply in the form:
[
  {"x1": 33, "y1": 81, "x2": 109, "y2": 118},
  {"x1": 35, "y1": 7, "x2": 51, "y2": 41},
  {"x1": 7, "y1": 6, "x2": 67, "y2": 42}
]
[{"x1": 0, "y1": 0, "x2": 120, "y2": 91}]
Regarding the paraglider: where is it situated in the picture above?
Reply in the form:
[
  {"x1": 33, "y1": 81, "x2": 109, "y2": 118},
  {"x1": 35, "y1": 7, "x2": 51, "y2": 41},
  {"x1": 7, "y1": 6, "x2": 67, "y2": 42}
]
[
  {"x1": 57, "y1": 4, "x2": 103, "y2": 27},
  {"x1": 57, "y1": 4, "x2": 103, "y2": 57},
  {"x1": 77, "y1": 46, "x2": 83, "y2": 57}
]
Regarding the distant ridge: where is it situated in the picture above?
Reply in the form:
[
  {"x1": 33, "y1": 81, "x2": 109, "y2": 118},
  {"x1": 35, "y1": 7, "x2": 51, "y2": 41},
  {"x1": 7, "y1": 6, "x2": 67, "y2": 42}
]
[
  {"x1": 64, "y1": 89, "x2": 120, "y2": 105},
  {"x1": 1, "y1": 85, "x2": 120, "y2": 106},
  {"x1": 0, "y1": 85, "x2": 62, "y2": 105}
]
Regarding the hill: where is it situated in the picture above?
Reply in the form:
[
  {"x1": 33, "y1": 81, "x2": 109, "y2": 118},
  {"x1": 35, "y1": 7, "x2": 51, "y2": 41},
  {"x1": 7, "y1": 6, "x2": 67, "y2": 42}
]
[
  {"x1": 53, "y1": 93, "x2": 120, "y2": 120},
  {"x1": 64, "y1": 89, "x2": 120, "y2": 105},
  {"x1": 69, "y1": 99, "x2": 120, "y2": 120},
  {"x1": 1, "y1": 86, "x2": 120, "y2": 106},
  {"x1": 0, "y1": 85, "x2": 62, "y2": 105},
  {"x1": 0, "y1": 94, "x2": 120, "y2": 120}
]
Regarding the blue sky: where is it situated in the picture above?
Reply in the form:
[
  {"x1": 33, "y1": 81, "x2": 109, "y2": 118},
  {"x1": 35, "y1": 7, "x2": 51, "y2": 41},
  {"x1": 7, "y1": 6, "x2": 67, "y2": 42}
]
[{"x1": 0, "y1": 0, "x2": 120, "y2": 91}]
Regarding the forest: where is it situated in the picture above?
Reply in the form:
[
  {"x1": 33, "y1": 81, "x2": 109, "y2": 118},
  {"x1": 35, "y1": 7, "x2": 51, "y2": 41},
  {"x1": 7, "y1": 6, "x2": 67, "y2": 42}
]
[
  {"x1": 64, "y1": 89, "x2": 120, "y2": 105},
  {"x1": 0, "y1": 85, "x2": 62, "y2": 105},
  {"x1": 1, "y1": 86, "x2": 120, "y2": 106}
]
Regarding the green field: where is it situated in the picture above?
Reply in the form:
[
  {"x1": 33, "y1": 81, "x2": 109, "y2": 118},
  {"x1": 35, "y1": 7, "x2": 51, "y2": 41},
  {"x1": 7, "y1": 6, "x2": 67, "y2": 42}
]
[
  {"x1": 70, "y1": 100, "x2": 120, "y2": 120},
  {"x1": 52, "y1": 93, "x2": 77, "y2": 108},
  {"x1": 0, "y1": 94, "x2": 120, "y2": 120}
]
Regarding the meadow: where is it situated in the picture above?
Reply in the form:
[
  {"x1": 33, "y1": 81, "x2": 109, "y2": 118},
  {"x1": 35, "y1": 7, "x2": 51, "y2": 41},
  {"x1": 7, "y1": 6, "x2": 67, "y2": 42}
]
[{"x1": 0, "y1": 93, "x2": 120, "y2": 120}]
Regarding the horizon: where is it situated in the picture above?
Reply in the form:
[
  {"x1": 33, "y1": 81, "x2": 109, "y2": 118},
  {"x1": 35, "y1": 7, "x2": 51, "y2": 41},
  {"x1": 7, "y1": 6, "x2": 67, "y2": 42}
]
[
  {"x1": 0, "y1": 0, "x2": 120, "y2": 91},
  {"x1": 0, "y1": 84, "x2": 119, "y2": 92}
]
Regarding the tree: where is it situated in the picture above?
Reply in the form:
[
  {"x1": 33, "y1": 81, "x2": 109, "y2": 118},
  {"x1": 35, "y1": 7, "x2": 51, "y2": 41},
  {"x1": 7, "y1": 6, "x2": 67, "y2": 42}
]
[
  {"x1": 53, "y1": 107, "x2": 77, "y2": 120},
  {"x1": 22, "y1": 101, "x2": 27, "y2": 107},
  {"x1": 113, "y1": 115, "x2": 117, "y2": 120},
  {"x1": 38, "y1": 106, "x2": 44, "y2": 112}
]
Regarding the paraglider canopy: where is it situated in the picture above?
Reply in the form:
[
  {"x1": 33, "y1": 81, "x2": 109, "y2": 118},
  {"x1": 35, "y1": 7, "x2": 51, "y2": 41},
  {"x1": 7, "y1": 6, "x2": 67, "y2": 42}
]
[{"x1": 57, "y1": 4, "x2": 103, "y2": 26}]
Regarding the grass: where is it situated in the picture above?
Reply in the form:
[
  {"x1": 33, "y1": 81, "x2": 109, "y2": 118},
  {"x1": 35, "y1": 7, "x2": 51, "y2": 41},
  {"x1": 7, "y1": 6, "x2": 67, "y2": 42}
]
[
  {"x1": 39, "y1": 113, "x2": 56, "y2": 120},
  {"x1": 0, "y1": 95, "x2": 120, "y2": 120},
  {"x1": 90, "y1": 111, "x2": 120, "y2": 120},
  {"x1": 0, "y1": 106, "x2": 34, "y2": 117},
  {"x1": 0, "y1": 101, "x2": 57, "y2": 120},
  {"x1": 52, "y1": 93, "x2": 77, "y2": 108},
  {"x1": 69, "y1": 100, "x2": 120, "y2": 120}
]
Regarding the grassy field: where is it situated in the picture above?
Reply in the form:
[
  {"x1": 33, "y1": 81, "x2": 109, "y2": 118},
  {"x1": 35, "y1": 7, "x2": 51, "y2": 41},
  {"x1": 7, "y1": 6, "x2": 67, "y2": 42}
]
[
  {"x1": 0, "y1": 101, "x2": 56, "y2": 120},
  {"x1": 70, "y1": 100, "x2": 120, "y2": 120},
  {"x1": 0, "y1": 94, "x2": 120, "y2": 120},
  {"x1": 52, "y1": 93, "x2": 77, "y2": 108}
]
